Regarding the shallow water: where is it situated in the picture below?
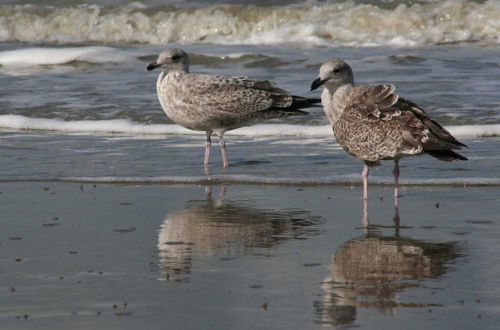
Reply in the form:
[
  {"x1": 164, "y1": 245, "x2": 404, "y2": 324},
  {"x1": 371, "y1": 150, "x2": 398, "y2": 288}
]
[{"x1": 0, "y1": 130, "x2": 498, "y2": 186}]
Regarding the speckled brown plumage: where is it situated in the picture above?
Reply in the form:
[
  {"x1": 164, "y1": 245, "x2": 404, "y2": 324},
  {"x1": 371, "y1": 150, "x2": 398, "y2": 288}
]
[{"x1": 333, "y1": 84, "x2": 466, "y2": 165}]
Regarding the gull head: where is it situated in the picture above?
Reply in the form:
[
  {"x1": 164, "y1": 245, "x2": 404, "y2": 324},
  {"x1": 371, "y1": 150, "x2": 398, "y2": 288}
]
[
  {"x1": 311, "y1": 57, "x2": 354, "y2": 91},
  {"x1": 147, "y1": 48, "x2": 189, "y2": 73}
]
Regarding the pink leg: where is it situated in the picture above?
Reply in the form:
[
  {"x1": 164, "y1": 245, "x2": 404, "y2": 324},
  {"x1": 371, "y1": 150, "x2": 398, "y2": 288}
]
[
  {"x1": 204, "y1": 132, "x2": 211, "y2": 167},
  {"x1": 362, "y1": 163, "x2": 369, "y2": 226},
  {"x1": 393, "y1": 159, "x2": 400, "y2": 208},
  {"x1": 362, "y1": 164, "x2": 369, "y2": 201},
  {"x1": 219, "y1": 134, "x2": 229, "y2": 168}
]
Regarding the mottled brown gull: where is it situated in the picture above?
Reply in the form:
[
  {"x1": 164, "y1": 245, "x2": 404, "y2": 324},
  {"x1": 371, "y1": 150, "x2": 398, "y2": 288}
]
[
  {"x1": 147, "y1": 48, "x2": 320, "y2": 169},
  {"x1": 311, "y1": 57, "x2": 467, "y2": 211}
]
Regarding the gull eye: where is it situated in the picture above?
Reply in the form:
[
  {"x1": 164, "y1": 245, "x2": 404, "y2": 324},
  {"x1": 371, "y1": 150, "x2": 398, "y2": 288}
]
[
  {"x1": 333, "y1": 68, "x2": 341, "y2": 74},
  {"x1": 171, "y1": 54, "x2": 181, "y2": 61}
]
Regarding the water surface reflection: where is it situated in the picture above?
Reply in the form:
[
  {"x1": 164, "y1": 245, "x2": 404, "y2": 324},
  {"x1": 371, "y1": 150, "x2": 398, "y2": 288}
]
[
  {"x1": 156, "y1": 186, "x2": 322, "y2": 281},
  {"x1": 315, "y1": 226, "x2": 463, "y2": 326}
]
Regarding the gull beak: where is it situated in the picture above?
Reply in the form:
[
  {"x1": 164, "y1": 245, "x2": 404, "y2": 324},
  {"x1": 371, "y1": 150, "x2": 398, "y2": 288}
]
[
  {"x1": 147, "y1": 61, "x2": 160, "y2": 71},
  {"x1": 310, "y1": 77, "x2": 326, "y2": 91}
]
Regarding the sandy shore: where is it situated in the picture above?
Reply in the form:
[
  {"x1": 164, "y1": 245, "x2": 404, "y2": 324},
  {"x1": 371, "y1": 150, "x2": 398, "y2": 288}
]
[{"x1": 1, "y1": 182, "x2": 499, "y2": 329}]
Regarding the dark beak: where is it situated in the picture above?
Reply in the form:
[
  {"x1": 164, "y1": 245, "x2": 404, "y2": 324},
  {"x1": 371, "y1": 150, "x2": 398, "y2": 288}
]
[
  {"x1": 147, "y1": 61, "x2": 160, "y2": 71},
  {"x1": 310, "y1": 77, "x2": 326, "y2": 91}
]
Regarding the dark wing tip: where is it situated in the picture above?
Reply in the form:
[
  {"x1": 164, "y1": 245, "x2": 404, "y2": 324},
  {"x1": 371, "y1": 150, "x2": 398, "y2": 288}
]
[
  {"x1": 426, "y1": 149, "x2": 468, "y2": 161},
  {"x1": 291, "y1": 96, "x2": 322, "y2": 109}
]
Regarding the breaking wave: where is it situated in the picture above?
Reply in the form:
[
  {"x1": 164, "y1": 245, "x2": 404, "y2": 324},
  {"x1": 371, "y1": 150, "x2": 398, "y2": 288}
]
[{"x1": 0, "y1": 0, "x2": 499, "y2": 47}]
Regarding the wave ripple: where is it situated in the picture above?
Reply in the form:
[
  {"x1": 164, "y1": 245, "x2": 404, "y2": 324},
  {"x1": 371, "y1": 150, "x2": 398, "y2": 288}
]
[{"x1": 1, "y1": 1, "x2": 499, "y2": 47}]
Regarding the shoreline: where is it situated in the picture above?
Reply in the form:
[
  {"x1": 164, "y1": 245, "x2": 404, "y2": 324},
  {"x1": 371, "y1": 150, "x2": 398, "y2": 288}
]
[{"x1": 0, "y1": 176, "x2": 499, "y2": 187}]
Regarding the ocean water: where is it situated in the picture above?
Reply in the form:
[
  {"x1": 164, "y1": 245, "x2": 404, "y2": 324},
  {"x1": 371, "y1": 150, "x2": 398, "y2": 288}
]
[
  {"x1": 0, "y1": 1, "x2": 499, "y2": 185},
  {"x1": 1, "y1": 43, "x2": 500, "y2": 183}
]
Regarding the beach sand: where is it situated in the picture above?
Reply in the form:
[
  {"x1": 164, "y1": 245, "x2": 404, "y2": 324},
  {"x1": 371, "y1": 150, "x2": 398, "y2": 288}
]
[{"x1": 1, "y1": 181, "x2": 499, "y2": 329}]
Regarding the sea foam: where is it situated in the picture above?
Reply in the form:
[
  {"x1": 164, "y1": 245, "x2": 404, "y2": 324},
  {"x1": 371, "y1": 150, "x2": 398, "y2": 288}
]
[
  {"x1": 0, "y1": 1, "x2": 498, "y2": 47},
  {"x1": 0, "y1": 46, "x2": 137, "y2": 67},
  {"x1": 1, "y1": 114, "x2": 499, "y2": 138}
]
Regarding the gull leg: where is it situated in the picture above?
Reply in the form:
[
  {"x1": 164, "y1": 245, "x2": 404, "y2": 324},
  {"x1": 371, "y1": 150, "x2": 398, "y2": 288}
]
[
  {"x1": 219, "y1": 133, "x2": 229, "y2": 168},
  {"x1": 204, "y1": 131, "x2": 212, "y2": 167},
  {"x1": 362, "y1": 164, "x2": 369, "y2": 201},
  {"x1": 393, "y1": 159, "x2": 400, "y2": 208},
  {"x1": 362, "y1": 163, "x2": 369, "y2": 226}
]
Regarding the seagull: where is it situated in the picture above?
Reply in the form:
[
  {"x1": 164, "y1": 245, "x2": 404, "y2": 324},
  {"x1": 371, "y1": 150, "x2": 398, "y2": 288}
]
[
  {"x1": 311, "y1": 57, "x2": 467, "y2": 210},
  {"x1": 147, "y1": 48, "x2": 320, "y2": 169}
]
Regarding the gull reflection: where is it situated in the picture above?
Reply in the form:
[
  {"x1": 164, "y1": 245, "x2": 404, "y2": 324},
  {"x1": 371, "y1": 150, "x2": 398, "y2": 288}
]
[
  {"x1": 315, "y1": 226, "x2": 462, "y2": 326},
  {"x1": 156, "y1": 186, "x2": 321, "y2": 282}
]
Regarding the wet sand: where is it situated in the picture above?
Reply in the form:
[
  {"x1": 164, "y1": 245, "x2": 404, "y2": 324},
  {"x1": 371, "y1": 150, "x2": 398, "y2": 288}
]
[{"x1": 1, "y1": 182, "x2": 499, "y2": 329}]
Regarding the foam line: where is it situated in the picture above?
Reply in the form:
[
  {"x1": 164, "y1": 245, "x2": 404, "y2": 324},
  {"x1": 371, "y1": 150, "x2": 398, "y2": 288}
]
[{"x1": 1, "y1": 115, "x2": 499, "y2": 138}]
